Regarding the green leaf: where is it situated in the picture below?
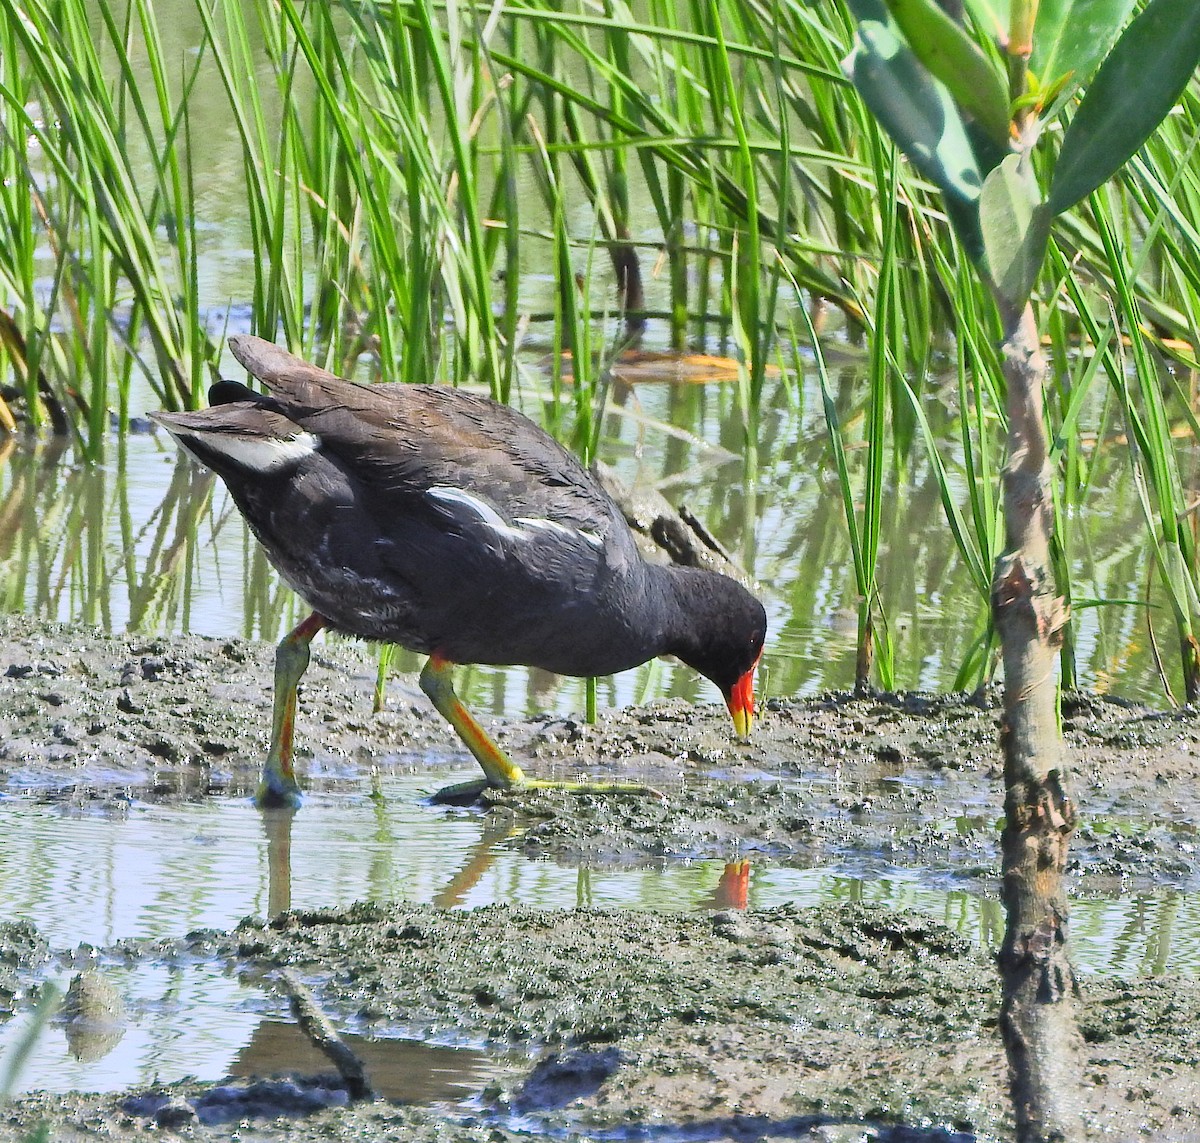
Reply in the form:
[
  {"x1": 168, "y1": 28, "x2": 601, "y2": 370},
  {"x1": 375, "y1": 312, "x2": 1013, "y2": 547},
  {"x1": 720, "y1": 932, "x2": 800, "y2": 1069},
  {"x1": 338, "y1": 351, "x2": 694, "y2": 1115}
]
[
  {"x1": 1048, "y1": 0, "x2": 1200, "y2": 215},
  {"x1": 1031, "y1": 0, "x2": 1136, "y2": 106},
  {"x1": 1164, "y1": 541, "x2": 1200, "y2": 623},
  {"x1": 884, "y1": 0, "x2": 1011, "y2": 146},
  {"x1": 962, "y1": 0, "x2": 1011, "y2": 45},
  {"x1": 845, "y1": 19, "x2": 986, "y2": 257},
  {"x1": 980, "y1": 153, "x2": 1051, "y2": 305}
]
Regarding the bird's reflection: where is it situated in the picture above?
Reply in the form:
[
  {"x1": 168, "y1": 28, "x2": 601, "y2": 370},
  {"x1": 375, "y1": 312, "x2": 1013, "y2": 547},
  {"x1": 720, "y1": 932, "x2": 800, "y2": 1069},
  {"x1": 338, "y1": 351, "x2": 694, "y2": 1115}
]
[
  {"x1": 433, "y1": 816, "x2": 523, "y2": 908},
  {"x1": 257, "y1": 799, "x2": 752, "y2": 918},
  {"x1": 260, "y1": 806, "x2": 296, "y2": 916}
]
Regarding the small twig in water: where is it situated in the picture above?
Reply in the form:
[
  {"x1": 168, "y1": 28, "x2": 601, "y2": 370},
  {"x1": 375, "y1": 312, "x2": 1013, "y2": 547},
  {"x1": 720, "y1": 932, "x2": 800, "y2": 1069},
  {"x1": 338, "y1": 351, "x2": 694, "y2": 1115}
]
[{"x1": 275, "y1": 969, "x2": 373, "y2": 1102}]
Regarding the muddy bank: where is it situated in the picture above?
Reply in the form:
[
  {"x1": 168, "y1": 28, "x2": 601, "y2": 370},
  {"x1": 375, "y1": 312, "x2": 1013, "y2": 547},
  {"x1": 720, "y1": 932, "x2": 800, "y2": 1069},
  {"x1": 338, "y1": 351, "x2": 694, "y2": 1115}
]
[
  {"x1": 0, "y1": 903, "x2": 1197, "y2": 1140},
  {"x1": 1, "y1": 614, "x2": 1200, "y2": 1139}
]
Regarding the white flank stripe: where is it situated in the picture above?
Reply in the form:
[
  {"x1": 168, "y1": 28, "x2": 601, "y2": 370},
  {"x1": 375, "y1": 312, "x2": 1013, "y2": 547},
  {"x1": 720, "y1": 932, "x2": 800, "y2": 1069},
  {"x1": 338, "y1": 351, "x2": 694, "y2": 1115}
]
[
  {"x1": 515, "y1": 517, "x2": 604, "y2": 548},
  {"x1": 427, "y1": 487, "x2": 604, "y2": 549},
  {"x1": 427, "y1": 486, "x2": 514, "y2": 531}
]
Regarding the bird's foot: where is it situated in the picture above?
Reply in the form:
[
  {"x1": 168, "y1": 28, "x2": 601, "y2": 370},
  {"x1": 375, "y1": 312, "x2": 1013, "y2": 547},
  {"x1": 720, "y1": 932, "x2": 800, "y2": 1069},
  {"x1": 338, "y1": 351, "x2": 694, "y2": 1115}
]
[
  {"x1": 255, "y1": 774, "x2": 304, "y2": 810},
  {"x1": 429, "y1": 775, "x2": 665, "y2": 807}
]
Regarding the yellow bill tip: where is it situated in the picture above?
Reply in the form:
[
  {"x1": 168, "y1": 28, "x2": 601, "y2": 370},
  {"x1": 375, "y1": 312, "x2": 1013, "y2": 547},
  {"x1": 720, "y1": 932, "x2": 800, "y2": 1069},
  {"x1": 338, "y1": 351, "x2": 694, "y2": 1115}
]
[{"x1": 727, "y1": 667, "x2": 756, "y2": 740}]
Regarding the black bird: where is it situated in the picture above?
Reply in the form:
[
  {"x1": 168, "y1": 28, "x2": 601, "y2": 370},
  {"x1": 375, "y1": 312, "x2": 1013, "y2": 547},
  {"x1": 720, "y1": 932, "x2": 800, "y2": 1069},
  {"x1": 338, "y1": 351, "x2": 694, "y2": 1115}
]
[{"x1": 152, "y1": 336, "x2": 767, "y2": 807}]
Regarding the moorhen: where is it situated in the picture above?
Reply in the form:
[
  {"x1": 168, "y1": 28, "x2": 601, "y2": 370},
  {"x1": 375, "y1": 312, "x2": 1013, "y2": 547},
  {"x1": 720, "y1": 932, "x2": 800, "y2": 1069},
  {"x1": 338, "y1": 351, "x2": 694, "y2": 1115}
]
[{"x1": 152, "y1": 336, "x2": 767, "y2": 808}]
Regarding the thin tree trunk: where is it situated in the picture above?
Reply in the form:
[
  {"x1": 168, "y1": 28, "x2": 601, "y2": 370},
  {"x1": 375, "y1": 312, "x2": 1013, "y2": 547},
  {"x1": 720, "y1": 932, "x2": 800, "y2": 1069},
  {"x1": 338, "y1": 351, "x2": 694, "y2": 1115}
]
[{"x1": 992, "y1": 300, "x2": 1084, "y2": 1142}]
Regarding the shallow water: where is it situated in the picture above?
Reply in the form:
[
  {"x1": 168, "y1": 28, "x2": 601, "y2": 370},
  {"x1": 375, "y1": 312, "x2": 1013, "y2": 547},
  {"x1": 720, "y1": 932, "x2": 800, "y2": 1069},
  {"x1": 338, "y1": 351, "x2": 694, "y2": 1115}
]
[
  {"x1": 1, "y1": 9, "x2": 1197, "y2": 1133},
  {"x1": 0, "y1": 772, "x2": 1192, "y2": 975},
  {"x1": 2, "y1": 959, "x2": 508, "y2": 1100},
  {"x1": 0, "y1": 782, "x2": 1192, "y2": 1095},
  {"x1": 0, "y1": 765, "x2": 1196, "y2": 1100},
  {"x1": 1, "y1": 8, "x2": 1196, "y2": 1102}
]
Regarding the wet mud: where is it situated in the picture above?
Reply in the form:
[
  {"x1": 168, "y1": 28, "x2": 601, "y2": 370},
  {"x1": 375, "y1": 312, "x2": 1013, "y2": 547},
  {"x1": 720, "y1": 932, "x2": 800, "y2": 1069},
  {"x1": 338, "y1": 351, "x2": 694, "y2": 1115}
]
[{"x1": 1, "y1": 613, "x2": 1199, "y2": 1140}]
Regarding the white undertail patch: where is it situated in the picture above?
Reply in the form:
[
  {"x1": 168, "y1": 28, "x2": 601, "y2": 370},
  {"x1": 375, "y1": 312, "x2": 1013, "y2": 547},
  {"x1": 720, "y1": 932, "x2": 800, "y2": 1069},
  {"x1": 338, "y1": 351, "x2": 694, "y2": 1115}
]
[{"x1": 166, "y1": 425, "x2": 321, "y2": 474}]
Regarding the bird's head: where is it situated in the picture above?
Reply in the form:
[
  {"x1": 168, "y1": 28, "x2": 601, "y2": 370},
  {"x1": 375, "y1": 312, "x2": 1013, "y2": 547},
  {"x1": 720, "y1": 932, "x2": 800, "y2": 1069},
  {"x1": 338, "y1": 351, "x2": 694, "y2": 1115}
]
[{"x1": 668, "y1": 570, "x2": 766, "y2": 739}]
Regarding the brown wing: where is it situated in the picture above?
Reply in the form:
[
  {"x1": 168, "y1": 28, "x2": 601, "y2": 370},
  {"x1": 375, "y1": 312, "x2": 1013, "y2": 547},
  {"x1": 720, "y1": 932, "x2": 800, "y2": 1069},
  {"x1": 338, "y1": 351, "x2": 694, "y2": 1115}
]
[{"x1": 227, "y1": 335, "x2": 622, "y2": 539}]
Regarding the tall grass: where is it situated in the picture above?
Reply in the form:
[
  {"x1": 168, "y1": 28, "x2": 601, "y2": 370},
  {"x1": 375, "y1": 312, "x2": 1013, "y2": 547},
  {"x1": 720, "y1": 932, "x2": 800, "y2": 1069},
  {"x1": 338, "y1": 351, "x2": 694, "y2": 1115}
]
[{"x1": 0, "y1": 0, "x2": 887, "y2": 438}]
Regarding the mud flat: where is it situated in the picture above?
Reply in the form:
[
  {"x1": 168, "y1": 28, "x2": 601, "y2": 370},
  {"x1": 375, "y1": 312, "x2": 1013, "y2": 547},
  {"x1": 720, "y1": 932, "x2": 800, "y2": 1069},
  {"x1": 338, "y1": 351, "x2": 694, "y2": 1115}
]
[{"x1": 1, "y1": 614, "x2": 1198, "y2": 1140}]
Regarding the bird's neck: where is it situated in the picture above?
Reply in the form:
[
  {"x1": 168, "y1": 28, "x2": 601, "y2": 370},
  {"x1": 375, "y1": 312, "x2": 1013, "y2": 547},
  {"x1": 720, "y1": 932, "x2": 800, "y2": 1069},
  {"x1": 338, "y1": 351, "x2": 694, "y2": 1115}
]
[{"x1": 643, "y1": 563, "x2": 723, "y2": 662}]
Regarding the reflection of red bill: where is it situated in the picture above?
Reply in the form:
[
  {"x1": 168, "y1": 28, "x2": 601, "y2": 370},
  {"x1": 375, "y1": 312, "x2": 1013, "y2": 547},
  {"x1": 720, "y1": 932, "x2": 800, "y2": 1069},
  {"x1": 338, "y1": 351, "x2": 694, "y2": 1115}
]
[{"x1": 715, "y1": 860, "x2": 751, "y2": 911}]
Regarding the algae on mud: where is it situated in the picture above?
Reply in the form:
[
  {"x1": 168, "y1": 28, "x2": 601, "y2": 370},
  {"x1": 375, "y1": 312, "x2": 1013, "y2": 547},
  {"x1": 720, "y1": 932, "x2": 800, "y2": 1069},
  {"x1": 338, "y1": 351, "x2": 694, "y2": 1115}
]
[{"x1": 0, "y1": 614, "x2": 1199, "y2": 1139}]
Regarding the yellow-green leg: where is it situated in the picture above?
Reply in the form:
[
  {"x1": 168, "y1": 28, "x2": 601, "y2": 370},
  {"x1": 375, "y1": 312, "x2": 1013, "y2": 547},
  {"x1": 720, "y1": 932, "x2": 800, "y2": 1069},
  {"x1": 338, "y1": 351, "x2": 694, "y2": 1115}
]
[
  {"x1": 257, "y1": 612, "x2": 326, "y2": 808},
  {"x1": 420, "y1": 654, "x2": 663, "y2": 805},
  {"x1": 420, "y1": 654, "x2": 525, "y2": 804}
]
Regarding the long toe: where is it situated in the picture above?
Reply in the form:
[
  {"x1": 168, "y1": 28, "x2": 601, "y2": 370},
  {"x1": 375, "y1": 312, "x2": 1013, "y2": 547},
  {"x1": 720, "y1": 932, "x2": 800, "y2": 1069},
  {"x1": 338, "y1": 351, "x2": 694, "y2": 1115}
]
[
  {"x1": 428, "y1": 775, "x2": 665, "y2": 807},
  {"x1": 428, "y1": 777, "x2": 494, "y2": 806}
]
